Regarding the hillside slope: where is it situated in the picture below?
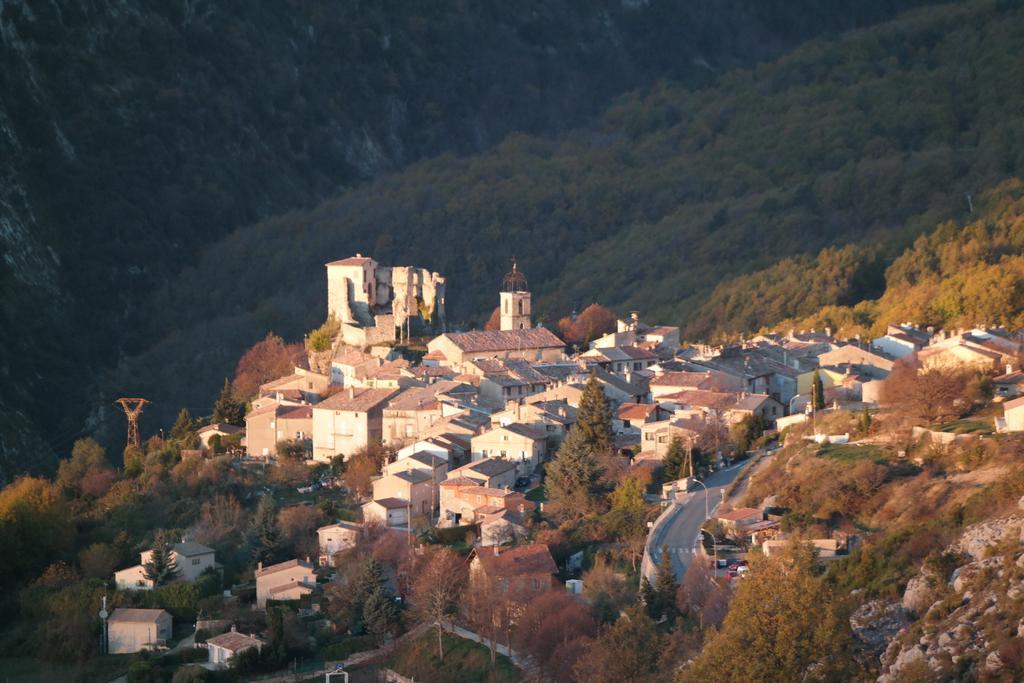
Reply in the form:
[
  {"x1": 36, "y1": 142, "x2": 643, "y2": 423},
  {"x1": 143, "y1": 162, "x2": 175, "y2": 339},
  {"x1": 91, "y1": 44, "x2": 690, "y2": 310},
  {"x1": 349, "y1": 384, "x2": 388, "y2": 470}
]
[
  {"x1": 1, "y1": 0, "x2": 916, "y2": 479},
  {"x1": 116, "y1": 1, "x2": 1024, "y2": 433}
]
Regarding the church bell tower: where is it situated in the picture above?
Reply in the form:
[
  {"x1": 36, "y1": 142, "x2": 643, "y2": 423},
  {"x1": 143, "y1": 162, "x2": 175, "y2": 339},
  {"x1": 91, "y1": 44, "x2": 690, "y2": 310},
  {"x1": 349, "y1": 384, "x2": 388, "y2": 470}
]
[{"x1": 499, "y1": 258, "x2": 531, "y2": 331}]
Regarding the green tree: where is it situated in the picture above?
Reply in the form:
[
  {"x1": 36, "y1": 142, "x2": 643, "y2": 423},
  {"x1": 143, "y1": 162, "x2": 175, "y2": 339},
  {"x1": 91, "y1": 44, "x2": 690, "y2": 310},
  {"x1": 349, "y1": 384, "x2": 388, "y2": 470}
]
[
  {"x1": 575, "y1": 606, "x2": 663, "y2": 683},
  {"x1": 143, "y1": 530, "x2": 181, "y2": 587},
  {"x1": 0, "y1": 477, "x2": 72, "y2": 589},
  {"x1": 250, "y1": 497, "x2": 281, "y2": 565},
  {"x1": 264, "y1": 606, "x2": 288, "y2": 668},
  {"x1": 170, "y1": 408, "x2": 196, "y2": 443},
  {"x1": 651, "y1": 545, "x2": 678, "y2": 622},
  {"x1": 57, "y1": 438, "x2": 110, "y2": 497},
  {"x1": 212, "y1": 378, "x2": 245, "y2": 426},
  {"x1": 811, "y1": 369, "x2": 826, "y2": 413},
  {"x1": 545, "y1": 426, "x2": 606, "y2": 520},
  {"x1": 860, "y1": 407, "x2": 872, "y2": 434},
  {"x1": 731, "y1": 414, "x2": 766, "y2": 454},
  {"x1": 364, "y1": 587, "x2": 401, "y2": 644},
  {"x1": 576, "y1": 375, "x2": 612, "y2": 452},
  {"x1": 639, "y1": 577, "x2": 657, "y2": 617},
  {"x1": 680, "y1": 542, "x2": 857, "y2": 682},
  {"x1": 663, "y1": 437, "x2": 687, "y2": 481}
]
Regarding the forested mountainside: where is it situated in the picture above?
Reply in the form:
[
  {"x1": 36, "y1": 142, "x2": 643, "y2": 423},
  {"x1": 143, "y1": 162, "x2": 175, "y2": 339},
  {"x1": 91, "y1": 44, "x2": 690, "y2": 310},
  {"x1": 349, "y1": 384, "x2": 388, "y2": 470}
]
[
  {"x1": 114, "y1": 1, "x2": 1024, "y2": 438},
  {"x1": 1, "y1": 0, "x2": 923, "y2": 481}
]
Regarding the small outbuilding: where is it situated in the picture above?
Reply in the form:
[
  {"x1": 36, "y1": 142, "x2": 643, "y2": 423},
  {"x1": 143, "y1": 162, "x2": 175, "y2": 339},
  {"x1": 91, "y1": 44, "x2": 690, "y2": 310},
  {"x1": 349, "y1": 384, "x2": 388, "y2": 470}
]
[{"x1": 107, "y1": 608, "x2": 172, "y2": 654}]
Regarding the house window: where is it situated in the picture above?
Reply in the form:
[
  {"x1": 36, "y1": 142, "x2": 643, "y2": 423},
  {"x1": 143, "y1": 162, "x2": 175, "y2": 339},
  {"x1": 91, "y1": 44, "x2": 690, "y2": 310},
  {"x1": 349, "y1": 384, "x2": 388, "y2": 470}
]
[
  {"x1": 500, "y1": 450, "x2": 507, "y2": 458},
  {"x1": 532, "y1": 578, "x2": 540, "y2": 590},
  {"x1": 658, "y1": 435, "x2": 667, "y2": 443},
  {"x1": 192, "y1": 558, "x2": 201, "y2": 566},
  {"x1": 634, "y1": 362, "x2": 642, "y2": 370},
  {"x1": 645, "y1": 433, "x2": 653, "y2": 441}
]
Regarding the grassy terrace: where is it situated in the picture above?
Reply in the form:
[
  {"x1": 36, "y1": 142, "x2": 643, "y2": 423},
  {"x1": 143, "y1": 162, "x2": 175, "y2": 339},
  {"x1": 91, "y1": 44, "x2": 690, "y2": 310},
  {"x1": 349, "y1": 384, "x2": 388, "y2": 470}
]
[
  {"x1": 935, "y1": 418, "x2": 995, "y2": 435},
  {"x1": 346, "y1": 631, "x2": 521, "y2": 683},
  {"x1": 816, "y1": 443, "x2": 887, "y2": 463}
]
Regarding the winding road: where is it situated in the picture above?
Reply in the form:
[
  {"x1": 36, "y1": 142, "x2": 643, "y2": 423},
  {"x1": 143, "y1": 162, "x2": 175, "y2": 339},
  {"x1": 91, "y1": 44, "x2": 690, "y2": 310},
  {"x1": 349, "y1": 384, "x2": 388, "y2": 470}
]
[{"x1": 642, "y1": 461, "x2": 746, "y2": 583}]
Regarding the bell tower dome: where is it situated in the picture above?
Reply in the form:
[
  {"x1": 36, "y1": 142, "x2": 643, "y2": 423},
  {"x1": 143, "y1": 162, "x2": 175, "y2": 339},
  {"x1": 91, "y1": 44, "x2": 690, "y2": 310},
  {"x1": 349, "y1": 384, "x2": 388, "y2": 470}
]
[{"x1": 499, "y1": 258, "x2": 531, "y2": 331}]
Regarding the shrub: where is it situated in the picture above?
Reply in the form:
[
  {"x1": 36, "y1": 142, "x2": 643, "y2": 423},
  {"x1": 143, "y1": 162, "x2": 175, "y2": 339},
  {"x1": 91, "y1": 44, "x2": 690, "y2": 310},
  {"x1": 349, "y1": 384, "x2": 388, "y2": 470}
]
[{"x1": 322, "y1": 634, "x2": 378, "y2": 660}]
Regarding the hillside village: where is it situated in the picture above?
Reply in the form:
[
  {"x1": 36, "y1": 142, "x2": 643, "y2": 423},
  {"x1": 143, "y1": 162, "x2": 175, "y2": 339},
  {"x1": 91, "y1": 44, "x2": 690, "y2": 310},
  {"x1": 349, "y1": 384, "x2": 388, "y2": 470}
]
[{"x1": 5, "y1": 252, "x2": 1023, "y2": 681}]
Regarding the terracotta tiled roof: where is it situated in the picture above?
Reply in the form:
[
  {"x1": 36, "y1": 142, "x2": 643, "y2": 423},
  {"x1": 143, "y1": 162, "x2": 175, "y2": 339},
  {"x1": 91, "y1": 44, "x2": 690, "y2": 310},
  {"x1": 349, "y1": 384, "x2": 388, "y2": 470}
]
[
  {"x1": 440, "y1": 328, "x2": 565, "y2": 353},
  {"x1": 370, "y1": 497, "x2": 409, "y2": 509},
  {"x1": 1004, "y1": 396, "x2": 1024, "y2": 410},
  {"x1": 316, "y1": 387, "x2": 399, "y2": 412},
  {"x1": 498, "y1": 423, "x2": 547, "y2": 440},
  {"x1": 326, "y1": 256, "x2": 373, "y2": 266},
  {"x1": 109, "y1": 608, "x2": 169, "y2": 623},
  {"x1": 617, "y1": 403, "x2": 657, "y2": 421},
  {"x1": 255, "y1": 558, "x2": 313, "y2": 577},
  {"x1": 474, "y1": 544, "x2": 557, "y2": 578},
  {"x1": 207, "y1": 630, "x2": 265, "y2": 652},
  {"x1": 716, "y1": 507, "x2": 763, "y2": 522}
]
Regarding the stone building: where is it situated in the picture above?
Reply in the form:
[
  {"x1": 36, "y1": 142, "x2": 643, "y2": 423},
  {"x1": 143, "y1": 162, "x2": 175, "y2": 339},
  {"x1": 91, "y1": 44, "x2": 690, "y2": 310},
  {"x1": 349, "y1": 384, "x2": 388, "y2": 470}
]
[{"x1": 326, "y1": 255, "x2": 445, "y2": 345}]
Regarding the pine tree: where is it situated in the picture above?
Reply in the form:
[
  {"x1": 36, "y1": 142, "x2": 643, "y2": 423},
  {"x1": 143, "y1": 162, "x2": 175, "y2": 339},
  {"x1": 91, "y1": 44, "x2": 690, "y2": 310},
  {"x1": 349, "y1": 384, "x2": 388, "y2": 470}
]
[
  {"x1": 363, "y1": 587, "x2": 400, "y2": 644},
  {"x1": 680, "y1": 543, "x2": 856, "y2": 682},
  {"x1": 265, "y1": 606, "x2": 288, "y2": 667},
  {"x1": 250, "y1": 497, "x2": 281, "y2": 565},
  {"x1": 575, "y1": 375, "x2": 612, "y2": 452},
  {"x1": 860, "y1": 406, "x2": 872, "y2": 434},
  {"x1": 212, "y1": 378, "x2": 245, "y2": 426},
  {"x1": 350, "y1": 558, "x2": 391, "y2": 634},
  {"x1": 663, "y1": 437, "x2": 686, "y2": 481},
  {"x1": 143, "y1": 531, "x2": 181, "y2": 587},
  {"x1": 545, "y1": 426, "x2": 606, "y2": 520},
  {"x1": 811, "y1": 369, "x2": 826, "y2": 412},
  {"x1": 639, "y1": 577, "x2": 657, "y2": 618},
  {"x1": 170, "y1": 408, "x2": 195, "y2": 443},
  {"x1": 652, "y1": 544, "x2": 678, "y2": 621}
]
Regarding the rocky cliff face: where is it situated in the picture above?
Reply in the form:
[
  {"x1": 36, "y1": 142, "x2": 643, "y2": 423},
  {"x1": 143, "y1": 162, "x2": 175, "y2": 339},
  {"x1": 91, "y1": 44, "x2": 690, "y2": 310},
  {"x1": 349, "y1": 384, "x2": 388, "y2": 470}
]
[{"x1": 876, "y1": 507, "x2": 1024, "y2": 681}]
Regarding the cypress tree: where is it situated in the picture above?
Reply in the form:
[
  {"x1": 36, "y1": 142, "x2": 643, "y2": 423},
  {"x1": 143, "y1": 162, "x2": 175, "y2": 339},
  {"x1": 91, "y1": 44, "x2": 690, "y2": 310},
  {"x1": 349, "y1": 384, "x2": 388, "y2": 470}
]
[
  {"x1": 576, "y1": 375, "x2": 612, "y2": 452},
  {"x1": 663, "y1": 436, "x2": 686, "y2": 481},
  {"x1": 250, "y1": 497, "x2": 281, "y2": 565},
  {"x1": 212, "y1": 378, "x2": 245, "y2": 426},
  {"x1": 639, "y1": 577, "x2": 657, "y2": 618},
  {"x1": 811, "y1": 369, "x2": 826, "y2": 412},
  {"x1": 653, "y1": 544, "x2": 678, "y2": 621},
  {"x1": 170, "y1": 408, "x2": 195, "y2": 443},
  {"x1": 143, "y1": 531, "x2": 181, "y2": 587}
]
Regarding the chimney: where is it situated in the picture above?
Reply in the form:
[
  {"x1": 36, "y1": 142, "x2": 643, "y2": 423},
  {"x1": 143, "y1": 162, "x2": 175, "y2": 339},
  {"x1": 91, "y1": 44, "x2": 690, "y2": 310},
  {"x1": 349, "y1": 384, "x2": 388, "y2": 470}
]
[
  {"x1": 348, "y1": 387, "x2": 355, "y2": 399},
  {"x1": 257, "y1": 561, "x2": 263, "y2": 572},
  {"x1": 825, "y1": 327, "x2": 832, "y2": 338},
  {"x1": 493, "y1": 545, "x2": 500, "y2": 557},
  {"x1": 231, "y1": 624, "x2": 238, "y2": 633},
  {"x1": 1008, "y1": 363, "x2": 1014, "y2": 375}
]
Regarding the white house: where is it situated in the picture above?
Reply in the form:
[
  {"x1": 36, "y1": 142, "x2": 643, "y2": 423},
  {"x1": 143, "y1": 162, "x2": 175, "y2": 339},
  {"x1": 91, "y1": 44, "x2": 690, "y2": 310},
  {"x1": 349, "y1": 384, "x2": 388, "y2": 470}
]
[
  {"x1": 316, "y1": 521, "x2": 362, "y2": 567},
  {"x1": 206, "y1": 626, "x2": 264, "y2": 668},
  {"x1": 255, "y1": 558, "x2": 317, "y2": 608},
  {"x1": 114, "y1": 541, "x2": 216, "y2": 591},
  {"x1": 107, "y1": 608, "x2": 172, "y2": 654}
]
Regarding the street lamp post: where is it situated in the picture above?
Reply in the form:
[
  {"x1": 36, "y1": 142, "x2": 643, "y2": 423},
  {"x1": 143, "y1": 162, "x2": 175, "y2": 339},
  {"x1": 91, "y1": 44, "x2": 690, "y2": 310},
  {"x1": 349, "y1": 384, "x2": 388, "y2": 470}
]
[
  {"x1": 701, "y1": 529, "x2": 719, "y2": 571},
  {"x1": 691, "y1": 477, "x2": 710, "y2": 521}
]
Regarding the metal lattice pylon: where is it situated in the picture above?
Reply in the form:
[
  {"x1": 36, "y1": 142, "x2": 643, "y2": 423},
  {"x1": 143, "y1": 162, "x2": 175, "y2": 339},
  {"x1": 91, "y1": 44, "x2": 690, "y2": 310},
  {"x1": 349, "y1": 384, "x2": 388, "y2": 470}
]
[{"x1": 115, "y1": 397, "x2": 149, "y2": 450}]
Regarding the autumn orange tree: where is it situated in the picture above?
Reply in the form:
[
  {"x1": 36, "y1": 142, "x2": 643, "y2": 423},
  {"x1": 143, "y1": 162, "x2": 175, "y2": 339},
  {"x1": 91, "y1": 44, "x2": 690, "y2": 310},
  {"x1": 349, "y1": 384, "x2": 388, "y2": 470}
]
[
  {"x1": 558, "y1": 303, "x2": 616, "y2": 345},
  {"x1": 232, "y1": 332, "x2": 305, "y2": 400},
  {"x1": 515, "y1": 590, "x2": 597, "y2": 679},
  {"x1": 880, "y1": 362, "x2": 972, "y2": 424}
]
